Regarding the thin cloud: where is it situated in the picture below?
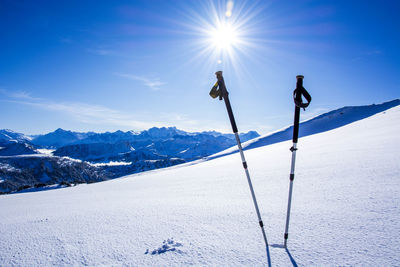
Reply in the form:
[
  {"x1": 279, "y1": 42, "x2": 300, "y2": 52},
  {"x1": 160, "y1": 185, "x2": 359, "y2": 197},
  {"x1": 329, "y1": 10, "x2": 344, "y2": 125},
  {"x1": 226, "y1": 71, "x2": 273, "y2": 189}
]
[
  {"x1": 351, "y1": 49, "x2": 383, "y2": 62},
  {"x1": 116, "y1": 73, "x2": 166, "y2": 91},
  {"x1": 365, "y1": 50, "x2": 382, "y2": 56},
  {"x1": 0, "y1": 88, "x2": 278, "y2": 134},
  {"x1": 6, "y1": 98, "x2": 157, "y2": 130},
  {"x1": 0, "y1": 89, "x2": 201, "y2": 131},
  {"x1": 0, "y1": 88, "x2": 41, "y2": 101},
  {"x1": 88, "y1": 48, "x2": 115, "y2": 56}
]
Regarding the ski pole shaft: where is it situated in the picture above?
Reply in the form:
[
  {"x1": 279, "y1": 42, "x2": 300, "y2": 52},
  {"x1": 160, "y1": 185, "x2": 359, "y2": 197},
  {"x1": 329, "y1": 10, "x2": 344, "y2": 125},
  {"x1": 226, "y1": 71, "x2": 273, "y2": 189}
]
[
  {"x1": 215, "y1": 71, "x2": 268, "y2": 249},
  {"x1": 284, "y1": 142, "x2": 297, "y2": 247},
  {"x1": 234, "y1": 132, "x2": 269, "y2": 248},
  {"x1": 284, "y1": 75, "x2": 306, "y2": 248},
  {"x1": 216, "y1": 72, "x2": 238, "y2": 133}
]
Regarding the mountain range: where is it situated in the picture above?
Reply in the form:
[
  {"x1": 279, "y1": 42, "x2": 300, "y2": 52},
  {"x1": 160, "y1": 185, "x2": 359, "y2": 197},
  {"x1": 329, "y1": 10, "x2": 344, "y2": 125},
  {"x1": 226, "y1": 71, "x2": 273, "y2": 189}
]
[{"x1": 0, "y1": 127, "x2": 259, "y2": 193}]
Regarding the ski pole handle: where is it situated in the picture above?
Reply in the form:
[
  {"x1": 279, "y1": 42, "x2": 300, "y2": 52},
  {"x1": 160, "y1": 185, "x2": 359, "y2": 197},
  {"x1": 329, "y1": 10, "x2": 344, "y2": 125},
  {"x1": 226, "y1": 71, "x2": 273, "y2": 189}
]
[
  {"x1": 292, "y1": 75, "x2": 312, "y2": 143},
  {"x1": 213, "y1": 71, "x2": 238, "y2": 133},
  {"x1": 215, "y1": 71, "x2": 225, "y2": 100},
  {"x1": 209, "y1": 71, "x2": 227, "y2": 100},
  {"x1": 296, "y1": 76, "x2": 303, "y2": 94},
  {"x1": 293, "y1": 75, "x2": 311, "y2": 110},
  {"x1": 292, "y1": 75, "x2": 303, "y2": 143}
]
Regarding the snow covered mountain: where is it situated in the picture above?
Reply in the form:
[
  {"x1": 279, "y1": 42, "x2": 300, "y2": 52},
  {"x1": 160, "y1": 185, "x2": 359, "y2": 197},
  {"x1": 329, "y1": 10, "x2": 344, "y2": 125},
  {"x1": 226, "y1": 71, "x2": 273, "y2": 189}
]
[
  {"x1": 0, "y1": 155, "x2": 108, "y2": 193},
  {"x1": 209, "y1": 99, "x2": 400, "y2": 159},
  {"x1": 201, "y1": 130, "x2": 259, "y2": 140},
  {"x1": 0, "y1": 127, "x2": 259, "y2": 193},
  {"x1": 53, "y1": 141, "x2": 135, "y2": 162},
  {"x1": 0, "y1": 129, "x2": 32, "y2": 144},
  {"x1": 0, "y1": 142, "x2": 37, "y2": 156},
  {"x1": 31, "y1": 127, "x2": 259, "y2": 148},
  {"x1": 0, "y1": 130, "x2": 38, "y2": 156},
  {"x1": 0, "y1": 104, "x2": 398, "y2": 266},
  {"x1": 31, "y1": 128, "x2": 93, "y2": 148},
  {"x1": 37, "y1": 127, "x2": 260, "y2": 163},
  {"x1": 0, "y1": 153, "x2": 185, "y2": 193}
]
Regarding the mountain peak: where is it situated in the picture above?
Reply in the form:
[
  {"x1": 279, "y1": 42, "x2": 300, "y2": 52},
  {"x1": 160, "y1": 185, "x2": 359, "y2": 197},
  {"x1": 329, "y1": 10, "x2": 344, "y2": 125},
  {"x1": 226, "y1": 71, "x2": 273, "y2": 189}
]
[
  {"x1": 54, "y1": 128, "x2": 71, "y2": 133},
  {"x1": 0, "y1": 129, "x2": 32, "y2": 143},
  {"x1": 0, "y1": 129, "x2": 17, "y2": 133},
  {"x1": 32, "y1": 128, "x2": 85, "y2": 148}
]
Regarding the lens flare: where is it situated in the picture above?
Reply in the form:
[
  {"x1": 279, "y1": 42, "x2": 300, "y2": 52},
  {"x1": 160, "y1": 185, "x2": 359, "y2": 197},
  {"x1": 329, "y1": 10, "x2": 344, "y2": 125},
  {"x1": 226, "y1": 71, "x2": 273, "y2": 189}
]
[{"x1": 225, "y1": 0, "x2": 234, "y2": 17}]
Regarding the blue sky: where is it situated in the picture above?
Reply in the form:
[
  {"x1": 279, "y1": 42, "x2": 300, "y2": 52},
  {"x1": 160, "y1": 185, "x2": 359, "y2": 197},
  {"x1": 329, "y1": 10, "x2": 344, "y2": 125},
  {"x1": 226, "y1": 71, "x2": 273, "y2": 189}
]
[{"x1": 0, "y1": 0, "x2": 399, "y2": 135}]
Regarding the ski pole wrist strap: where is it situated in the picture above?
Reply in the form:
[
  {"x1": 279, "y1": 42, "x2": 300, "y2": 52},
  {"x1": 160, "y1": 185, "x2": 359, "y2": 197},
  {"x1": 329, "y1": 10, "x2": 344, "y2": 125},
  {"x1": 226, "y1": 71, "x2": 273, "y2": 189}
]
[
  {"x1": 209, "y1": 71, "x2": 228, "y2": 101},
  {"x1": 293, "y1": 86, "x2": 312, "y2": 110}
]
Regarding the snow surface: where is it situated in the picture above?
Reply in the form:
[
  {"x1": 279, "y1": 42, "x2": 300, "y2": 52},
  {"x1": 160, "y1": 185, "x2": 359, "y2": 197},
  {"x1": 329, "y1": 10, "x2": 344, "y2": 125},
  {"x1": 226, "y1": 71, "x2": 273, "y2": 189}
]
[
  {"x1": 0, "y1": 107, "x2": 399, "y2": 266},
  {"x1": 36, "y1": 149, "x2": 55, "y2": 155},
  {"x1": 88, "y1": 161, "x2": 132, "y2": 167}
]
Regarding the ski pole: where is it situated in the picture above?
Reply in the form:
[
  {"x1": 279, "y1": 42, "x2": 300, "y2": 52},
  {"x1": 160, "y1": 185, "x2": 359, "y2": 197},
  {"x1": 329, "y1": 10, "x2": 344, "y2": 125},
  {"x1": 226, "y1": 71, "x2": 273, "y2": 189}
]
[
  {"x1": 284, "y1": 75, "x2": 312, "y2": 248},
  {"x1": 210, "y1": 71, "x2": 269, "y2": 250}
]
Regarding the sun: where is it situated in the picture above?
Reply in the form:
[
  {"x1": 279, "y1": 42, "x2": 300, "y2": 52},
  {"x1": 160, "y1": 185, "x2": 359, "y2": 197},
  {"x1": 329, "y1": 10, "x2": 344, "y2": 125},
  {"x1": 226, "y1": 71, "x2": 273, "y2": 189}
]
[
  {"x1": 209, "y1": 22, "x2": 239, "y2": 51},
  {"x1": 179, "y1": 0, "x2": 264, "y2": 74}
]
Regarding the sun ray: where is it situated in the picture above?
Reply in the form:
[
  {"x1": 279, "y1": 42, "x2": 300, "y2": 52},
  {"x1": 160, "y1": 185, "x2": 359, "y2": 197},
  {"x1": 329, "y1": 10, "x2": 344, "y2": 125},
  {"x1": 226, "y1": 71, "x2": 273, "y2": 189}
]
[{"x1": 162, "y1": 0, "x2": 274, "y2": 85}]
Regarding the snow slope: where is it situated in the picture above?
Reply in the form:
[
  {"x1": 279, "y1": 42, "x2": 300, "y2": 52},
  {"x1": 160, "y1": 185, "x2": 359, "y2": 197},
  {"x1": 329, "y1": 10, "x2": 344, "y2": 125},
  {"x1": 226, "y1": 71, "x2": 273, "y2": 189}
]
[
  {"x1": 0, "y1": 106, "x2": 399, "y2": 266},
  {"x1": 209, "y1": 99, "x2": 399, "y2": 159}
]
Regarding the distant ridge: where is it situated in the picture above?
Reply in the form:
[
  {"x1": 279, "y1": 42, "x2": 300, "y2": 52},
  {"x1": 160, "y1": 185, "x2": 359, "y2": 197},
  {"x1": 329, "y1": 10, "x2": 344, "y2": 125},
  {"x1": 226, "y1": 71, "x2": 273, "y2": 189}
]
[
  {"x1": 0, "y1": 129, "x2": 32, "y2": 144},
  {"x1": 31, "y1": 128, "x2": 93, "y2": 148},
  {"x1": 30, "y1": 127, "x2": 259, "y2": 149},
  {"x1": 208, "y1": 99, "x2": 400, "y2": 159}
]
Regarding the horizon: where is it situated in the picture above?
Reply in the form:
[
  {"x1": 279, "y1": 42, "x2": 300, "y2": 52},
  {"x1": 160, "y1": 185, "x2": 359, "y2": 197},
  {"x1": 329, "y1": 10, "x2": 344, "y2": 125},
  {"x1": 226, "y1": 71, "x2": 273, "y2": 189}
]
[
  {"x1": 1, "y1": 125, "x2": 260, "y2": 136},
  {"x1": 1, "y1": 0, "x2": 399, "y2": 135},
  {"x1": 2, "y1": 98, "x2": 398, "y2": 136}
]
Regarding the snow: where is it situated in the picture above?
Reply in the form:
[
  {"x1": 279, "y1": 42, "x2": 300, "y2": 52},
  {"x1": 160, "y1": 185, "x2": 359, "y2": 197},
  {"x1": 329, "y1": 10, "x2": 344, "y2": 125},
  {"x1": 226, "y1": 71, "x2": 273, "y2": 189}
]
[
  {"x1": 0, "y1": 106, "x2": 399, "y2": 266},
  {"x1": 179, "y1": 148, "x2": 189, "y2": 154},
  {"x1": 0, "y1": 154, "x2": 51, "y2": 159},
  {"x1": 145, "y1": 159, "x2": 159, "y2": 163},
  {"x1": 58, "y1": 156, "x2": 83, "y2": 163},
  {"x1": 36, "y1": 149, "x2": 55, "y2": 155},
  {"x1": 16, "y1": 184, "x2": 70, "y2": 194},
  {"x1": 0, "y1": 162, "x2": 21, "y2": 172},
  {"x1": 88, "y1": 161, "x2": 132, "y2": 167}
]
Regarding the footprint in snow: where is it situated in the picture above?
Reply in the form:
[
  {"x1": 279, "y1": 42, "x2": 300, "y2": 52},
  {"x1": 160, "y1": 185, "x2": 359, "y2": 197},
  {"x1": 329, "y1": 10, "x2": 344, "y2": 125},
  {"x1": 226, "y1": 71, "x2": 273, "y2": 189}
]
[{"x1": 145, "y1": 238, "x2": 183, "y2": 255}]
